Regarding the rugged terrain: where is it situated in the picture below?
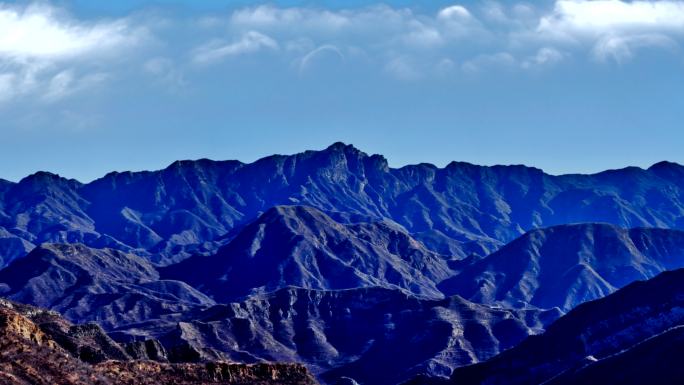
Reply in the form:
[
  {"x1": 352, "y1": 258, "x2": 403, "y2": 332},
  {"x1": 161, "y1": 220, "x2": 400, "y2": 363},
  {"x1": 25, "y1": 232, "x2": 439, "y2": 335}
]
[
  {"x1": 419, "y1": 268, "x2": 684, "y2": 385},
  {"x1": 0, "y1": 298, "x2": 318, "y2": 385},
  {"x1": 3, "y1": 144, "x2": 684, "y2": 384},
  {"x1": 439, "y1": 223, "x2": 684, "y2": 311}
]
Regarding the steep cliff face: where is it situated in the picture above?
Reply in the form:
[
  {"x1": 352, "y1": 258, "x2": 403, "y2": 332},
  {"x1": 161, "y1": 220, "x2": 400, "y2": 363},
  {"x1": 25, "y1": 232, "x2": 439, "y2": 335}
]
[{"x1": 0, "y1": 298, "x2": 319, "y2": 385}]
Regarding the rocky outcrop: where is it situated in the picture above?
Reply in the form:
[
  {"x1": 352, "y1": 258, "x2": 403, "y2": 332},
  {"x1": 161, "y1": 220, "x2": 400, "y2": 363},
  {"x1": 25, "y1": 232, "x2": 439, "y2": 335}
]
[
  {"x1": 95, "y1": 361, "x2": 317, "y2": 385},
  {"x1": 123, "y1": 339, "x2": 169, "y2": 362},
  {"x1": 0, "y1": 298, "x2": 319, "y2": 385}
]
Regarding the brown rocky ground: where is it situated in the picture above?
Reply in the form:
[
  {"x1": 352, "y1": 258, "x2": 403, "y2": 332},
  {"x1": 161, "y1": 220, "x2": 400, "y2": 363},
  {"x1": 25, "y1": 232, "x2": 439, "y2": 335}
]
[{"x1": 0, "y1": 301, "x2": 317, "y2": 385}]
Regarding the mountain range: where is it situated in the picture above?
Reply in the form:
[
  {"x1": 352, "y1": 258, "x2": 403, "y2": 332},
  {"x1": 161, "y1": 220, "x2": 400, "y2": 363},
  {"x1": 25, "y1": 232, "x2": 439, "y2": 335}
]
[
  {"x1": 2, "y1": 143, "x2": 684, "y2": 267},
  {"x1": 2, "y1": 143, "x2": 684, "y2": 385}
]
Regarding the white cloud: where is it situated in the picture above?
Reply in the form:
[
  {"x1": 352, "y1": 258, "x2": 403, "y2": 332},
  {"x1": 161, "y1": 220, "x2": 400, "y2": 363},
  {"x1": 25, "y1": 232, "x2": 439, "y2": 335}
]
[
  {"x1": 0, "y1": 73, "x2": 16, "y2": 102},
  {"x1": 3, "y1": 0, "x2": 684, "y2": 107},
  {"x1": 522, "y1": 47, "x2": 566, "y2": 68},
  {"x1": 192, "y1": 31, "x2": 278, "y2": 65},
  {"x1": 540, "y1": 0, "x2": 684, "y2": 36},
  {"x1": 438, "y1": 5, "x2": 472, "y2": 21},
  {"x1": 593, "y1": 33, "x2": 679, "y2": 63},
  {"x1": 43, "y1": 70, "x2": 74, "y2": 101},
  {"x1": 533, "y1": 1, "x2": 684, "y2": 64},
  {"x1": 0, "y1": 3, "x2": 142, "y2": 61},
  {"x1": 143, "y1": 57, "x2": 186, "y2": 88},
  {"x1": 0, "y1": 3, "x2": 145, "y2": 105},
  {"x1": 230, "y1": 5, "x2": 350, "y2": 32},
  {"x1": 42, "y1": 70, "x2": 108, "y2": 103}
]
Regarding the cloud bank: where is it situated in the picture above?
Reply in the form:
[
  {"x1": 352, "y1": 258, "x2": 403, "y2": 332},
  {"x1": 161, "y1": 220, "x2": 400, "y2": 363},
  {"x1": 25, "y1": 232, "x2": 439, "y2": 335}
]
[
  {"x1": 0, "y1": 3, "x2": 144, "y2": 104},
  {"x1": 0, "y1": 0, "x2": 683, "y2": 105}
]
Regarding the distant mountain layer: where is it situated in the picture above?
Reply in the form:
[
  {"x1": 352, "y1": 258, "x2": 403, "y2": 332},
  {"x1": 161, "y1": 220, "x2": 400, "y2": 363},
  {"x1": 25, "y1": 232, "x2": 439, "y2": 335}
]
[
  {"x1": 2, "y1": 143, "x2": 684, "y2": 265},
  {"x1": 439, "y1": 223, "x2": 684, "y2": 311},
  {"x1": 433, "y1": 268, "x2": 684, "y2": 385}
]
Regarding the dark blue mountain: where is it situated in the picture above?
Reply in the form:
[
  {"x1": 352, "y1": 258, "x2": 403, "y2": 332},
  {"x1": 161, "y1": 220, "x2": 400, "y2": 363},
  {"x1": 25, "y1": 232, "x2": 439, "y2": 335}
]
[
  {"x1": 420, "y1": 268, "x2": 684, "y2": 385},
  {"x1": 143, "y1": 286, "x2": 558, "y2": 385},
  {"x1": 438, "y1": 223, "x2": 684, "y2": 311},
  {"x1": 161, "y1": 205, "x2": 453, "y2": 301},
  {"x1": 0, "y1": 243, "x2": 214, "y2": 330},
  {"x1": 545, "y1": 326, "x2": 684, "y2": 385},
  {"x1": 1, "y1": 144, "x2": 684, "y2": 266},
  {"x1": 0, "y1": 240, "x2": 558, "y2": 385}
]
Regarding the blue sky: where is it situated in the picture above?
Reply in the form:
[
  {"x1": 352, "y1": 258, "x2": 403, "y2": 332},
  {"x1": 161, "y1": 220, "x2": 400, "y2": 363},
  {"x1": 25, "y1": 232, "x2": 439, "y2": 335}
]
[{"x1": 1, "y1": 0, "x2": 683, "y2": 181}]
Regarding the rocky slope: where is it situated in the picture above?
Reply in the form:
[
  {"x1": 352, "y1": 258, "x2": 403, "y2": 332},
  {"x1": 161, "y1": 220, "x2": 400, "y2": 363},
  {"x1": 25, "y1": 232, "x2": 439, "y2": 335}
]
[
  {"x1": 161, "y1": 205, "x2": 453, "y2": 301},
  {"x1": 429, "y1": 268, "x2": 684, "y2": 385},
  {"x1": 545, "y1": 326, "x2": 684, "y2": 385},
  {"x1": 2, "y1": 144, "x2": 684, "y2": 266},
  {"x1": 439, "y1": 223, "x2": 684, "y2": 311},
  {"x1": 147, "y1": 287, "x2": 558, "y2": 385},
  {"x1": 0, "y1": 244, "x2": 214, "y2": 329},
  {"x1": 0, "y1": 298, "x2": 318, "y2": 385},
  {"x1": 0, "y1": 241, "x2": 559, "y2": 385}
]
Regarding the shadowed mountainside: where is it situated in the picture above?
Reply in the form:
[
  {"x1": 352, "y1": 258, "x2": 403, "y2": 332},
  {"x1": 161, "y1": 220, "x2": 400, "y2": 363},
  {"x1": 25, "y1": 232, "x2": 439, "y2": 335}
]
[
  {"x1": 161, "y1": 205, "x2": 453, "y2": 301},
  {"x1": 438, "y1": 223, "x2": 684, "y2": 311},
  {"x1": 0, "y1": 240, "x2": 558, "y2": 385},
  {"x1": 144, "y1": 287, "x2": 558, "y2": 385},
  {"x1": 425, "y1": 268, "x2": 684, "y2": 385},
  {"x1": 0, "y1": 244, "x2": 214, "y2": 330}
]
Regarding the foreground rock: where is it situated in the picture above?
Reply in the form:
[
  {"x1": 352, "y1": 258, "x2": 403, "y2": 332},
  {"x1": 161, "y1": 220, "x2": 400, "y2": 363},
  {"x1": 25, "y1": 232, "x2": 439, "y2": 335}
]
[{"x1": 0, "y1": 299, "x2": 318, "y2": 385}]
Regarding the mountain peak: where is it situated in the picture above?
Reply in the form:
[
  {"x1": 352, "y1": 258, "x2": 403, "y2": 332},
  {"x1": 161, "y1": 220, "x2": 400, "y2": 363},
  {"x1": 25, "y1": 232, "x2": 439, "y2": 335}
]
[
  {"x1": 325, "y1": 141, "x2": 355, "y2": 151},
  {"x1": 161, "y1": 204, "x2": 452, "y2": 301},
  {"x1": 649, "y1": 160, "x2": 683, "y2": 170},
  {"x1": 18, "y1": 171, "x2": 80, "y2": 187}
]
